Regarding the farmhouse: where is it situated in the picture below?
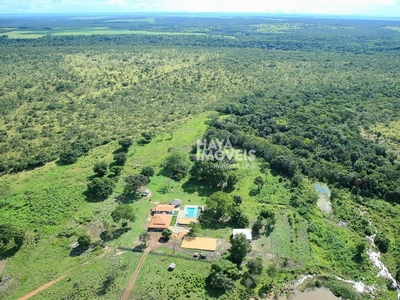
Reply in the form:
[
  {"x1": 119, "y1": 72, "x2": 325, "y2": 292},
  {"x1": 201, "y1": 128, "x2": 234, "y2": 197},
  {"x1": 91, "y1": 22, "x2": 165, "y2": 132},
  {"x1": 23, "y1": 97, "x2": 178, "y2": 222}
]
[
  {"x1": 152, "y1": 204, "x2": 175, "y2": 214},
  {"x1": 233, "y1": 229, "x2": 252, "y2": 242},
  {"x1": 148, "y1": 214, "x2": 173, "y2": 230}
]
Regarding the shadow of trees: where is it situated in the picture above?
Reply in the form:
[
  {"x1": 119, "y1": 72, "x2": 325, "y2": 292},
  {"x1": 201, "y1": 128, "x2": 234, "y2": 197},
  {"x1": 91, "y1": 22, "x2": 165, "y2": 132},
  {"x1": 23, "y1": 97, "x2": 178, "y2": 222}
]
[
  {"x1": 182, "y1": 179, "x2": 219, "y2": 198},
  {"x1": 100, "y1": 227, "x2": 131, "y2": 242}
]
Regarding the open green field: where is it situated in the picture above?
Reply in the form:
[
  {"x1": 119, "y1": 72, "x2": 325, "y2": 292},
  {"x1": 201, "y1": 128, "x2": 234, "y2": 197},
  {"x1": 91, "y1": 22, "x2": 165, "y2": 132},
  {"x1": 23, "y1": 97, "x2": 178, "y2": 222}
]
[
  {"x1": 4, "y1": 27, "x2": 207, "y2": 39},
  {"x1": 132, "y1": 254, "x2": 211, "y2": 300}
]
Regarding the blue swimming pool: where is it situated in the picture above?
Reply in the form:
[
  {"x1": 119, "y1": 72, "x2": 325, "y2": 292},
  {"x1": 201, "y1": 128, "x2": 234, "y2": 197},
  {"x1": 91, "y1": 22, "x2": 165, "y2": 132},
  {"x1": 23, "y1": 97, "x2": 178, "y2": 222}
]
[{"x1": 185, "y1": 206, "x2": 199, "y2": 218}]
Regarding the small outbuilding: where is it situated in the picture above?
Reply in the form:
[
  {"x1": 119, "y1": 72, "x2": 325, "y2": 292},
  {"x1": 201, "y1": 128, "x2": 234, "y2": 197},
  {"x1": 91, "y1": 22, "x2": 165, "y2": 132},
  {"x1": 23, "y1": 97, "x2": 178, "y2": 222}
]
[
  {"x1": 170, "y1": 199, "x2": 182, "y2": 208},
  {"x1": 168, "y1": 263, "x2": 176, "y2": 271}
]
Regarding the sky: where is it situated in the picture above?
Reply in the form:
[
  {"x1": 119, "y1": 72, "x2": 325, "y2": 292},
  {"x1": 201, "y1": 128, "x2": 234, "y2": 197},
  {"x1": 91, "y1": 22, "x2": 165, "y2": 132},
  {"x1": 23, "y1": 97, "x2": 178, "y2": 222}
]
[{"x1": 1, "y1": 0, "x2": 400, "y2": 17}]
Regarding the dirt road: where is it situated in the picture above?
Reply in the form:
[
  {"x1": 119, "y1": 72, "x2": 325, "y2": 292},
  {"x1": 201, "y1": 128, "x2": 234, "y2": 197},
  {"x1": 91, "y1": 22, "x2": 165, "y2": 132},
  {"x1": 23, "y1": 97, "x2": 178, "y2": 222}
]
[
  {"x1": 18, "y1": 274, "x2": 69, "y2": 300},
  {"x1": 120, "y1": 233, "x2": 160, "y2": 300}
]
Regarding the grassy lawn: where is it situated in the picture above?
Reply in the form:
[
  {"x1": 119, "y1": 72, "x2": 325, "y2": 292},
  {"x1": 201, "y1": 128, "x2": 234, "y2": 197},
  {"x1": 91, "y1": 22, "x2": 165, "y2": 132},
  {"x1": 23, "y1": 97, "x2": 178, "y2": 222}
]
[
  {"x1": 132, "y1": 254, "x2": 211, "y2": 300},
  {"x1": 27, "y1": 251, "x2": 143, "y2": 300}
]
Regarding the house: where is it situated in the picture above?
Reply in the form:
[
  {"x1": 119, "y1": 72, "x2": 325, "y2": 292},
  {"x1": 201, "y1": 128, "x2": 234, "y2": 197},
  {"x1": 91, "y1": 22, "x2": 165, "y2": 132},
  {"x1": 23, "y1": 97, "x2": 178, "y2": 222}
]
[
  {"x1": 168, "y1": 263, "x2": 176, "y2": 271},
  {"x1": 148, "y1": 214, "x2": 173, "y2": 230},
  {"x1": 152, "y1": 204, "x2": 175, "y2": 214},
  {"x1": 142, "y1": 189, "x2": 150, "y2": 197},
  {"x1": 233, "y1": 229, "x2": 252, "y2": 242},
  {"x1": 170, "y1": 199, "x2": 182, "y2": 208}
]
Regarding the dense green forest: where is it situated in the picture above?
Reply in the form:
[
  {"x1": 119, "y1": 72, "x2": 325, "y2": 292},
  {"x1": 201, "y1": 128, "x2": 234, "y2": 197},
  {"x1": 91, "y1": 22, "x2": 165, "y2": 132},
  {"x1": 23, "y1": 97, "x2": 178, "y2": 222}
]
[{"x1": 1, "y1": 15, "x2": 400, "y2": 300}]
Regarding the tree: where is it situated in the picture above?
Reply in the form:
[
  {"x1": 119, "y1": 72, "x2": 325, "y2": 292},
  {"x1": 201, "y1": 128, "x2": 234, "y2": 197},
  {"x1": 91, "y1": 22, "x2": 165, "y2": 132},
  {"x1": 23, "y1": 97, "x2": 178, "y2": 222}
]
[
  {"x1": 206, "y1": 191, "x2": 235, "y2": 220},
  {"x1": 254, "y1": 176, "x2": 264, "y2": 190},
  {"x1": 140, "y1": 131, "x2": 155, "y2": 144},
  {"x1": 93, "y1": 161, "x2": 108, "y2": 177},
  {"x1": 124, "y1": 174, "x2": 149, "y2": 195},
  {"x1": 141, "y1": 166, "x2": 155, "y2": 178},
  {"x1": 229, "y1": 233, "x2": 252, "y2": 264},
  {"x1": 231, "y1": 209, "x2": 249, "y2": 228},
  {"x1": 139, "y1": 231, "x2": 150, "y2": 246},
  {"x1": 0, "y1": 224, "x2": 24, "y2": 255},
  {"x1": 163, "y1": 151, "x2": 191, "y2": 180},
  {"x1": 59, "y1": 149, "x2": 79, "y2": 164},
  {"x1": 190, "y1": 160, "x2": 233, "y2": 188},
  {"x1": 354, "y1": 241, "x2": 366, "y2": 263},
  {"x1": 111, "y1": 205, "x2": 136, "y2": 223},
  {"x1": 118, "y1": 138, "x2": 133, "y2": 149},
  {"x1": 207, "y1": 259, "x2": 239, "y2": 291},
  {"x1": 110, "y1": 165, "x2": 122, "y2": 176},
  {"x1": 233, "y1": 195, "x2": 243, "y2": 205},
  {"x1": 114, "y1": 152, "x2": 127, "y2": 165},
  {"x1": 374, "y1": 232, "x2": 390, "y2": 253},
  {"x1": 251, "y1": 219, "x2": 263, "y2": 239},
  {"x1": 87, "y1": 177, "x2": 115, "y2": 199},
  {"x1": 187, "y1": 222, "x2": 201, "y2": 236},
  {"x1": 246, "y1": 257, "x2": 263, "y2": 275},
  {"x1": 162, "y1": 228, "x2": 172, "y2": 241},
  {"x1": 209, "y1": 272, "x2": 235, "y2": 290},
  {"x1": 77, "y1": 233, "x2": 91, "y2": 250}
]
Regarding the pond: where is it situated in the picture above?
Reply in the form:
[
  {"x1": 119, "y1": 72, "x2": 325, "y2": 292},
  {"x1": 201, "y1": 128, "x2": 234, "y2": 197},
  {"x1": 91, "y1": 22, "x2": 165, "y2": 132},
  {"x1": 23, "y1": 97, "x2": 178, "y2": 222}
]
[
  {"x1": 313, "y1": 183, "x2": 332, "y2": 214},
  {"x1": 279, "y1": 288, "x2": 340, "y2": 300},
  {"x1": 314, "y1": 183, "x2": 331, "y2": 194}
]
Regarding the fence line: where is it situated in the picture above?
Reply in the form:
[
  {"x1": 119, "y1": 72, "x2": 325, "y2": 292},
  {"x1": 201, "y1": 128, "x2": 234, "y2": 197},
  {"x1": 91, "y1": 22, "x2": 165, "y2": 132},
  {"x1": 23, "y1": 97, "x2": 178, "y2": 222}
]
[
  {"x1": 118, "y1": 246, "x2": 144, "y2": 252},
  {"x1": 149, "y1": 250, "x2": 213, "y2": 263}
]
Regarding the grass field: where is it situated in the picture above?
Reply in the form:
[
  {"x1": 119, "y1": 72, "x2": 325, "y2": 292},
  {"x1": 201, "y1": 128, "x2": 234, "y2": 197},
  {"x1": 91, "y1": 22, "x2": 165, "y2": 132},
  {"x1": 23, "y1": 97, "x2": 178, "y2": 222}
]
[
  {"x1": 25, "y1": 251, "x2": 143, "y2": 300},
  {"x1": 3, "y1": 27, "x2": 207, "y2": 39},
  {"x1": 132, "y1": 254, "x2": 211, "y2": 300}
]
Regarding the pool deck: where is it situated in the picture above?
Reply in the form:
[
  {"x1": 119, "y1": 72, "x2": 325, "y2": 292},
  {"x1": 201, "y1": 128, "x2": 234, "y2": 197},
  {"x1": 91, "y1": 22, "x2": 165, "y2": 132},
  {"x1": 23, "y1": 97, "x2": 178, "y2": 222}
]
[{"x1": 175, "y1": 205, "x2": 202, "y2": 227}]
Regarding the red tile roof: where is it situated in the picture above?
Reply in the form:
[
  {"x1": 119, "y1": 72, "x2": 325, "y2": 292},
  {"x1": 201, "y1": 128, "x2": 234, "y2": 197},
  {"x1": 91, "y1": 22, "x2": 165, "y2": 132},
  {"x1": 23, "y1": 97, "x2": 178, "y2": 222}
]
[
  {"x1": 151, "y1": 204, "x2": 175, "y2": 213},
  {"x1": 149, "y1": 214, "x2": 173, "y2": 229}
]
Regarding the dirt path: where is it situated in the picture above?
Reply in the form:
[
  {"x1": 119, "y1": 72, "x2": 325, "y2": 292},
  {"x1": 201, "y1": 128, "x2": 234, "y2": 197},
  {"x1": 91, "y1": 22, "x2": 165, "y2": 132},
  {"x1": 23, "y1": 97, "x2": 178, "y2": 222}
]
[
  {"x1": 120, "y1": 233, "x2": 160, "y2": 300},
  {"x1": 18, "y1": 274, "x2": 69, "y2": 300},
  {"x1": 120, "y1": 248, "x2": 150, "y2": 300}
]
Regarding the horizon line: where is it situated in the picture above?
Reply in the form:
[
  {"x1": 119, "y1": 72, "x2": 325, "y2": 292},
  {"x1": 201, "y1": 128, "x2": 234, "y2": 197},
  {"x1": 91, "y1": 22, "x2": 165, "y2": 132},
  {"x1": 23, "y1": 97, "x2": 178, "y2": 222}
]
[{"x1": 0, "y1": 12, "x2": 400, "y2": 20}]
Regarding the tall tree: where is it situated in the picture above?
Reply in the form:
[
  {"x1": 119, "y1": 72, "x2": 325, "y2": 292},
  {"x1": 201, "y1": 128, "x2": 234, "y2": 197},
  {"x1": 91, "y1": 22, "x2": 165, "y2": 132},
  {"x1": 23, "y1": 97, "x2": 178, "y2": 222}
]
[
  {"x1": 139, "y1": 231, "x2": 150, "y2": 246},
  {"x1": 124, "y1": 174, "x2": 149, "y2": 195},
  {"x1": 118, "y1": 138, "x2": 133, "y2": 149},
  {"x1": 87, "y1": 177, "x2": 115, "y2": 199},
  {"x1": 111, "y1": 205, "x2": 136, "y2": 223},
  {"x1": 163, "y1": 151, "x2": 191, "y2": 180},
  {"x1": 206, "y1": 191, "x2": 235, "y2": 220},
  {"x1": 229, "y1": 233, "x2": 252, "y2": 264},
  {"x1": 93, "y1": 161, "x2": 108, "y2": 177},
  {"x1": 77, "y1": 233, "x2": 91, "y2": 250}
]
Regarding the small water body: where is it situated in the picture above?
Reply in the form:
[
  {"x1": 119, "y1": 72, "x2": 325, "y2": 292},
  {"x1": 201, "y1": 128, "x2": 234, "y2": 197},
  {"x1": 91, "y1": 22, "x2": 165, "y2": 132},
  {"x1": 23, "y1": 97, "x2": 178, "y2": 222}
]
[
  {"x1": 314, "y1": 183, "x2": 331, "y2": 194},
  {"x1": 313, "y1": 183, "x2": 332, "y2": 214},
  {"x1": 279, "y1": 289, "x2": 340, "y2": 300}
]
